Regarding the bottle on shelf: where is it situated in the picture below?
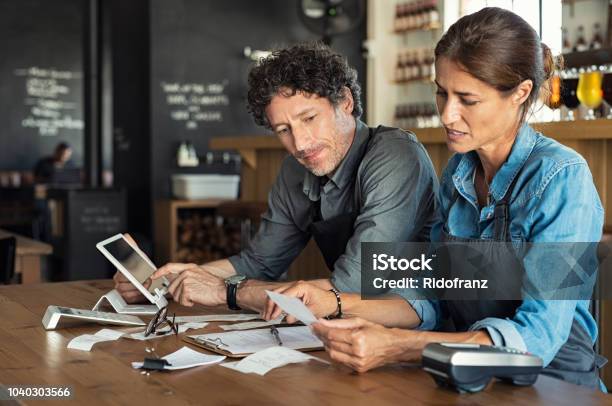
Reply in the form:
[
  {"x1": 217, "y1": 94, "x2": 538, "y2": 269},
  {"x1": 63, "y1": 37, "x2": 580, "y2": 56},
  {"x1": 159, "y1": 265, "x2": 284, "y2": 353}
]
[
  {"x1": 394, "y1": 102, "x2": 440, "y2": 129},
  {"x1": 608, "y1": 0, "x2": 612, "y2": 48},
  {"x1": 417, "y1": 49, "x2": 428, "y2": 79},
  {"x1": 405, "y1": 2, "x2": 415, "y2": 31},
  {"x1": 177, "y1": 141, "x2": 199, "y2": 167},
  {"x1": 395, "y1": 52, "x2": 406, "y2": 82},
  {"x1": 421, "y1": 49, "x2": 433, "y2": 80},
  {"x1": 399, "y1": 3, "x2": 409, "y2": 32},
  {"x1": 429, "y1": 49, "x2": 436, "y2": 78},
  {"x1": 562, "y1": 27, "x2": 572, "y2": 54},
  {"x1": 421, "y1": 0, "x2": 430, "y2": 28},
  {"x1": 403, "y1": 51, "x2": 414, "y2": 81},
  {"x1": 413, "y1": 0, "x2": 424, "y2": 29},
  {"x1": 412, "y1": 49, "x2": 422, "y2": 80},
  {"x1": 394, "y1": 104, "x2": 403, "y2": 128},
  {"x1": 429, "y1": 0, "x2": 440, "y2": 27},
  {"x1": 395, "y1": 48, "x2": 435, "y2": 82},
  {"x1": 393, "y1": 4, "x2": 403, "y2": 32},
  {"x1": 177, "y1": 141, "x2": 189, "y2": 167},
  {"x1": 574, "y1": 25, "x2": 588, "y2": 52},
  {"x1": 394, "y1": 0, "x2": 440, "y2": 33},
  {"x1": 590, "y1": 23, "x2": 603, "y2": 50}
]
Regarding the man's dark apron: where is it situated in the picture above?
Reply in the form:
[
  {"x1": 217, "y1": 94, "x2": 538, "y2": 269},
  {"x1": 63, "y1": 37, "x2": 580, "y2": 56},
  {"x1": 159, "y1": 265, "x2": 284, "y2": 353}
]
[
  {"x1": 308, "y1": 125, "x2": 392, "y2": 271},
  {"x1": 441, "y1": 174, "x2": 606, "y2": 389}
]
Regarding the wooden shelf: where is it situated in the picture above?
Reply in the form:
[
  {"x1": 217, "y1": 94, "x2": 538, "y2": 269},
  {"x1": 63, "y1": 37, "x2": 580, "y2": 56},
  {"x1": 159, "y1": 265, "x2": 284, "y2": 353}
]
[
  {"x1": 408, "y1": 119, "x2": 612, "y2": 144},
  {"x1": 165, "y1": 198, "x2": 231, "y2": 209},
  {"x1": 154, "y1": 198, "x2": 232, "y2": 264},
  {"x1": 210, "y1": 134, "x2": 280, "y2": 150},
  {"x1": 563, "y1": 48, "x2": 612, "y2": 69},
  {"x1": 393, "y1": 77, "x2": 433, "y2": 85},
  {"x1": 209, "y1": 120, "x2": 612, "y2": 149},
  {"x1": 393, "y1": 22, "x2": 441, "y2": 34}
]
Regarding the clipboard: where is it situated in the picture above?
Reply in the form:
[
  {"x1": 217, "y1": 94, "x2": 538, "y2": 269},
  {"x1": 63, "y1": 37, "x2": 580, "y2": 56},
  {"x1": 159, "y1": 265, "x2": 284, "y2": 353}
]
[{"x1": 183, "y1": 326, "x2": 324, "y2": 358}]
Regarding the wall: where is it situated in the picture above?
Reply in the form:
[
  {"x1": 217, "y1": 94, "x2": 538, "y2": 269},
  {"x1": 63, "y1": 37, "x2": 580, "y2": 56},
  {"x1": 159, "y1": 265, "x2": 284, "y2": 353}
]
[
  {"x1": 0, "y1": 0, "x2": 85, "y2": 171},
  {"x1": 149, "y1": 0, "x2": 367, "y2": 200}
]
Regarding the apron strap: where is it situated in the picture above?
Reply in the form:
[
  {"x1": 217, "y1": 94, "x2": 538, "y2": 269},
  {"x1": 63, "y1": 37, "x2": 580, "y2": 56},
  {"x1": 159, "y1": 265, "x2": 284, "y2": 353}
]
[
  {"x1": 492, "y1": 173, "x2": 521, "y2": 241},
  {"x1": 308, "y1": 125, "x2": 394, "y2": 270}
]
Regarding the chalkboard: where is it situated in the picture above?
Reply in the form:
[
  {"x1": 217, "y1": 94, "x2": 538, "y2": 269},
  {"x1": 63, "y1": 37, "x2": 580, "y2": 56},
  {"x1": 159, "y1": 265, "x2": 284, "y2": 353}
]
[
  {"x1": 60, "y1": 188, "x2": 126, "y2": 280},
  {"x1": 149, "y1": 0, "x2": 366, "y2": 198},
  {"x1": 0, "y1": 0, "x2": 84, "y2": 171}
]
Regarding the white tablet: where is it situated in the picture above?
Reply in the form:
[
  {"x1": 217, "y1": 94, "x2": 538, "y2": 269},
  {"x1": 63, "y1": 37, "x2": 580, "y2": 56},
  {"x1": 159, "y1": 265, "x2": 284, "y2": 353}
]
[{"x1": 96, "y1": 234, "x2": 169, "y2": 306}]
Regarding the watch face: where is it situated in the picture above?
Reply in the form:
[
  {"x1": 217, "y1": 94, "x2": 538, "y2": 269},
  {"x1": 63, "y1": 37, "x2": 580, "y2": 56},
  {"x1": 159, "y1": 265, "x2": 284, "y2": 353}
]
[{"x1": 226, "y1": 275, "x2": 246, "y2": 285}]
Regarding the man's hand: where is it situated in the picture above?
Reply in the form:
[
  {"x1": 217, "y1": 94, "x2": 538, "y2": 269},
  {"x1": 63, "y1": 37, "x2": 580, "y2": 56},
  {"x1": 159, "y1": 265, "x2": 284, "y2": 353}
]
[
  {"x1": 311, "y1": 317, "x2": 419, "y2": 373},
  {"x1": 112, "y1": 233, "x2": 159, "y2": 303},
  {"x1": 151, "y1": 263, "x2": 226, "y2": 307},
  {"x1": 113, "y1": 271, "x2": 150, "y2": 303},
  {"x1": 261, "y1": 280, "x2": 338, "y2": 322}
]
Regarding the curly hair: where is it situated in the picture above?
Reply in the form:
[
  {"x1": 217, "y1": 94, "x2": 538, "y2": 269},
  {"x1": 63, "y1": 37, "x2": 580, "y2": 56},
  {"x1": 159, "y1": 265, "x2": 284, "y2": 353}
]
[{"x1": 246, "y1": 42, "x2": 363, "y2": 128}]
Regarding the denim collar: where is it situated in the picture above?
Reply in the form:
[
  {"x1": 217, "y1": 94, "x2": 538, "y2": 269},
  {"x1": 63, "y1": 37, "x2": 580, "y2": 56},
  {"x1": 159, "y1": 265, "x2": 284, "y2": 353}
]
[
  {"x1": 452, "y1": 123, "x2": 537, "y2": 203},
  {"x1": 302, "y1": 119, "x2": 369, "y2": 201}
]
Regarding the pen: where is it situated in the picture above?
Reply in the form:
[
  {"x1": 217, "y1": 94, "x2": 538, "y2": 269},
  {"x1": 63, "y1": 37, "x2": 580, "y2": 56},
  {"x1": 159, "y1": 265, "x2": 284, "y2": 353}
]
[{"x1": 270, "y1": 326, "x2": 283, "y2": 346}]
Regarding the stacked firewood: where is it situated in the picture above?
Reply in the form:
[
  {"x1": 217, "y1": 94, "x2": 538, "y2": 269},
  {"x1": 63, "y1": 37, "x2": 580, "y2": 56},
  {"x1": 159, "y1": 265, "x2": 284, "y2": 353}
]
[{"x1": 175, "y1": 210, "x2": 242, "y2": 264}]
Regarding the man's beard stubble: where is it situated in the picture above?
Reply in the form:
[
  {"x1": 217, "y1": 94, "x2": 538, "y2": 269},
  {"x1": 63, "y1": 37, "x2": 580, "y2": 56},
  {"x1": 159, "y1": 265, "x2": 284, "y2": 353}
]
[{"x1": 298, "y1": 112, "x2": 354, "y2": 177}]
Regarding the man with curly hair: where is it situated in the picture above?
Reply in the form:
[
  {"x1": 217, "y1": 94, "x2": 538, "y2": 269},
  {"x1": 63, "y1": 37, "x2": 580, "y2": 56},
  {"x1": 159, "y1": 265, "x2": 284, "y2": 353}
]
[{"x1": 114, "y1": 43, "x2": 438, "y2": 327}]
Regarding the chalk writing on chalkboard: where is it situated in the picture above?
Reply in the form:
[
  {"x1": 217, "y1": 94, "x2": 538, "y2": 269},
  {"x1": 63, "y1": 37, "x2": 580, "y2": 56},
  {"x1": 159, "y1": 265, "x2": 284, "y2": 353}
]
[
  {"x1": 14, "y1": 66, "x2": 84, "y2": 136},
  {"x1": 160, "y1": 80, "x2": 229, "y2": 130},
  {"x1": 80, "y1": 205, "x2": 122, "y2": 234}
]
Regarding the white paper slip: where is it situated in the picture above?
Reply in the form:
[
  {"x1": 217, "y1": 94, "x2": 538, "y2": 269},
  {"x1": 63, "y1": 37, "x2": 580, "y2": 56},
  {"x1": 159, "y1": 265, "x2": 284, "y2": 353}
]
[
  {"x1": 190, "y1": 326, "x2": 323, "y2": 355},
  {"x1": 132, "y1": 346, "x2": 225, "y2": 370},
  {"x1": 127, "y1": 322, "x2": 208, "y2": 341},
  {"x1": 67, "y1": 328, "x2": 125, "y2": 351},
  {"x1": 265, "y1": 291, "x2": 317, "y2": 325},
  {"x1": 173, "y1": 314, "x2": 260, "y2": 323},
  {"x1": 222, "y1": 346, "x2": 328, "y2": 376},
  {"x1": 219, "y1": 315, "x2": 285, "y2": 331}
]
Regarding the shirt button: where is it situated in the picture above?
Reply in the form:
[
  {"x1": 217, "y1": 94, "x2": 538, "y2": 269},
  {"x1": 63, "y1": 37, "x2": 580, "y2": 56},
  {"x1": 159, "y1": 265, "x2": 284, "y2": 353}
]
[{"x1": 487, "y1": 213, "x2": 493, "y2": 219}]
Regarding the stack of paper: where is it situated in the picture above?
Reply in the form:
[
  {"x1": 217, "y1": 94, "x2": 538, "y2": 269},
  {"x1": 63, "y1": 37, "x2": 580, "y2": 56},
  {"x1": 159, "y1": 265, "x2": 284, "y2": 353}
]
[
  {"x1": 189, "y1": 326, "x2": 323, "y2": 355},
  {"x1": 132, "y1": 346, "x2": 225, "y2": 370},
  {"x1": 222, "y1": 346, "x2": 328, "y2": 375}
]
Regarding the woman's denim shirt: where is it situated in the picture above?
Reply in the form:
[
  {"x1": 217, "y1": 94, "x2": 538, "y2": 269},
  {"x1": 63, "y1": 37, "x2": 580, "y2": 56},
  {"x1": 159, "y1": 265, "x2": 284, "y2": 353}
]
[{"x1": 430, "y1": 123, "x2": 604, "y2": 368}]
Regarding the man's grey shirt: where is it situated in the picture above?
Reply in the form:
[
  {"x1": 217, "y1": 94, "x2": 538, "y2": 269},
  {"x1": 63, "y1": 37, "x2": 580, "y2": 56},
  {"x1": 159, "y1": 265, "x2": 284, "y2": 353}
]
[{"x1": 228, "y1": 120, "x2": 439, "y2": 295}]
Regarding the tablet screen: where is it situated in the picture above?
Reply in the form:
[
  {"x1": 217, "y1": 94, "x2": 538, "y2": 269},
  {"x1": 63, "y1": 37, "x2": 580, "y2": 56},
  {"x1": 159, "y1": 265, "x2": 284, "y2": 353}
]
[{"x1": 103, "y1": 238, "x2": 164, "y2": 293}]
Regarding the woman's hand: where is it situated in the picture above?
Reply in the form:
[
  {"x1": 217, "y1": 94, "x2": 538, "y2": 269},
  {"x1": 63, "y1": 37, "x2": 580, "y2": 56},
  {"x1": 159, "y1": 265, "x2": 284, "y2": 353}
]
[
  {"x1": 311, "y1": 317, "x2": 422, "y2": 373},
  {"x1": 261, "y1": 280, "x2": 338, "y2": 322}
]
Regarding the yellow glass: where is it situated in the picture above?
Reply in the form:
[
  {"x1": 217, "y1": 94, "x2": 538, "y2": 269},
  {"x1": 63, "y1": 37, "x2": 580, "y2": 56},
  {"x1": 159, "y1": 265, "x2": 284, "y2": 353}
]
[{"x1": 577, "y1": 71, "x2": 603, "y2": 110}]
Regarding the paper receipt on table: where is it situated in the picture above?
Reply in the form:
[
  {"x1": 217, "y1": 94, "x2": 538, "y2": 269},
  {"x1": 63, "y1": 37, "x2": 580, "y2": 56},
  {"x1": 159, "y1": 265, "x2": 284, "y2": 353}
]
[
  {"x1": 265, "y1": 291, "x2": 317, "y2": 325},
  {"x1": 222, "y1": 346, "x2": 328, "y2": 375}
]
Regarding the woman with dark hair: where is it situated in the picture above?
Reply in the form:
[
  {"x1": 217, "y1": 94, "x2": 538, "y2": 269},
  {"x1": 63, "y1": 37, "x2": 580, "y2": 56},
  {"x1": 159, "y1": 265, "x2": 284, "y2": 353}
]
[{"x1": 270, "y1": 7, "x2": 605, "y2": 390}]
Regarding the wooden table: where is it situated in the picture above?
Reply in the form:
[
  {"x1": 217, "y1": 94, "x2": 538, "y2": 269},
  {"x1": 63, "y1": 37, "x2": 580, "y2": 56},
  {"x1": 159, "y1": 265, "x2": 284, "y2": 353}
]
[
  {"x1": 0, "y1": 229, "x2": 52, "y2": 284},
  {"x1": 0, "y1": 280, "x2": 609, "y2": 405}
]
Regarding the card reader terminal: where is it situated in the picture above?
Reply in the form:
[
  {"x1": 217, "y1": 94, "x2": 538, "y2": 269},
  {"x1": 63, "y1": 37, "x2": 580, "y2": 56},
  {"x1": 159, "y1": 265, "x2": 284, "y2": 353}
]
[{"x1": 422, "y1": 343, "x2": 543, "y2": 393}]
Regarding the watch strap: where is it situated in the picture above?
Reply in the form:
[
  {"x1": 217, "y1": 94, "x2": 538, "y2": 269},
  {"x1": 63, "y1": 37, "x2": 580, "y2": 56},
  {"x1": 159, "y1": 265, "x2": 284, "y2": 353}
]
[{"x1": 227, "y1": 282, "x2": 241, "y2": 310}]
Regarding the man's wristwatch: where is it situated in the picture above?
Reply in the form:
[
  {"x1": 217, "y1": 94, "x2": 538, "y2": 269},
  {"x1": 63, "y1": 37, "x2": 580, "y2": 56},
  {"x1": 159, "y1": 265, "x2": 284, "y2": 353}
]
[{"x1": 224, "y1": 275, "x2": 246, "y2": 310}]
